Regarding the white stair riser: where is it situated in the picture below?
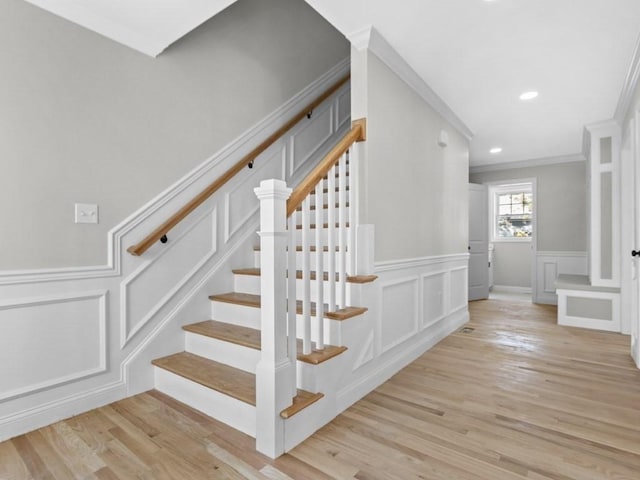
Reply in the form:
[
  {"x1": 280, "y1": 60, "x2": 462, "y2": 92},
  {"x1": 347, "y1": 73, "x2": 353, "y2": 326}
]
[
  {"x1": 234, "y1": 274, "x2": 354, "y2": 304},
  {"x1": 253, "y1": 250, "x2": 352, "y2": 270},
  {"x1": 210, "y1": 300, "x2": 350, "y2": 339},
  {"x1": 185, "y1": 331, "x2": 343, "y2": 377},
  {"x1": 185, "y1": 332, "x2": 260, "y2": 374},
  {"x1": 154, "y1": 367, "x2": 256, "y2": 437},
  {"x1": 211, "y1": 301, "x2": 261, "y2": 329}
]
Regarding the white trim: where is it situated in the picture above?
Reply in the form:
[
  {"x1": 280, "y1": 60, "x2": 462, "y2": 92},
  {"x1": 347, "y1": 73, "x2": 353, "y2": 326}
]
[
  {"x1": 0, "y1": 290, "x2": 108, "y2": 402},
  {"x1": 557, "y1": 288, "x2": 621, "y2": 332},
  {"x1": 585, "y1": 120, "x2": 621, "y2": 288},
  {"x1": 537, "y1": 251, "x2": 588, "y2": 258},
  {"x1": 0, "y1": 381, "x2": 126, "y2": 443},
  {"x1": 348, "y1": 26, "x2": 473, "y2": 141},
  {"x1": 374, "y1": 253, "x2": 469, "y2": 273},
  {"x1": 614, "y1": 30, "x2": 640, "y2": 126},
  {"x1": 469, "y1": 154, "x2": 585, "y2": 174},
  {"x1": 0, "y1": 57, "x2": 350, "y2": 286}
]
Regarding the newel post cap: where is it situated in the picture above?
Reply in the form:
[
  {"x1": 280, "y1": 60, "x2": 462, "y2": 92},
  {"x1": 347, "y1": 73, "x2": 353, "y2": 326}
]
[{"x1": 254, "y1": 179, "x2": 292, "y2": 201}]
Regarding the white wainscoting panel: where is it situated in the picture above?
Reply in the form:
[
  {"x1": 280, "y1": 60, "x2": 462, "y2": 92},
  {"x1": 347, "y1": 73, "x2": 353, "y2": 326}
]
[
  {"x1": 450, "y1": 267, "x2": 468, "y2": 312},
  {"x1": 336, "y1": 89, "x2": 351, "y2": 130},
  {"x1": 0, "y1": 291, "x2": 107, "y2": 401},
  {"x1": 535, "y1": 251, "x2": 588, "y2": 304},
  {"x1": 336, "y1": 253, "x2": 469, "y2": 412},
  {"x1": 121, "y1": 208, "x2": 218, "y2": 347},
  {"x1": 290, "y1": 103, "x2": 334, "y2": 176},
  {"x1": 422, "y1": 271, "x2": 447, "y2": 328},
  {"x1": 379, "y1": 277, "x2": 419, "y2": 353}
]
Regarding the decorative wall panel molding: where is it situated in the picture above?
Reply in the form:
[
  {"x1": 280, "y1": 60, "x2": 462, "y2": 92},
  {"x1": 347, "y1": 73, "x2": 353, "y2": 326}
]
[
  {"x1": 0, "y1": 290, "x2": 107, "y2": 401},
  {"x1": 535, "y1": 251, "x2": 588, "y2": 304},
  {"x1": 379, "y1": 277, "x2": 419, "y2": 353},
  {"x1": 121, "y1": 208, "x2": 218, "y2": 348}
]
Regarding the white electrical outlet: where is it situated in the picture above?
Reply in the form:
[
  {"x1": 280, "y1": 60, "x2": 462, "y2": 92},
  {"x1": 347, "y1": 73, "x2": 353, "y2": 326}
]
[{"x1": 75, "y1": 203, "x2": 99, "y2": 224}]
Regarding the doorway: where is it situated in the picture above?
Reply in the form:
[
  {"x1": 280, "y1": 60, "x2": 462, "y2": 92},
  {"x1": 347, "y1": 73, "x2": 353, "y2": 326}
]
[{"x1": 469, "y1": 179, "x2": 537, "y2": 303}]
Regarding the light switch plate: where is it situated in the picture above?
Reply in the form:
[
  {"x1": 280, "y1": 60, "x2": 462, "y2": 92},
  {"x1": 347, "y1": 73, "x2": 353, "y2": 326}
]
[{"x1": 75, "y1": 203, "x2": 99, "y2": 224}]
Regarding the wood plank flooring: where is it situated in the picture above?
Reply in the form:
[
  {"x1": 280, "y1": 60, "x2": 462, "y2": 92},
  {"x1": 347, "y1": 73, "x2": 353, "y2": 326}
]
[{"x1": 3, "y1": 299, "x2": 640, "y2": 479}]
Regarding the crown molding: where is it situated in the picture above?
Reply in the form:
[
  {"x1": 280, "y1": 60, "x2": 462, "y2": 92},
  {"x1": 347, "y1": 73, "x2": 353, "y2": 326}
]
[
  {"x1": 614, "y1": 31, "x2": 640, "y2": 126},
  {"x1": 348, "y1": 26, "x2": 473, "y2": 141},
  {"x1": 469, "y1": 153, "x2": 585, "y2": 174}
]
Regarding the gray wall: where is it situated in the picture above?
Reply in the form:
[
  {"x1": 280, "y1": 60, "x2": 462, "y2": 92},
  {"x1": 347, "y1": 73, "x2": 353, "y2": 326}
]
[
  {"x1": 0, "y1": 0, "x2": 349, "y2": 270},
  {"x1": 352, "y1": 50, "x2": 470, "y2": 262},
  {"x1": 470, "y1": 160, "x2": 587, "y2": 252},
  {"x1": 492, "y1": 243, "x2": 531, "y2": 288}
]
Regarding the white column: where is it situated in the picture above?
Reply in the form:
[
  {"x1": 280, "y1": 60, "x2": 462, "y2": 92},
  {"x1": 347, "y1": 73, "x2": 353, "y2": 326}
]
[{"x1": 254, "y1": 179, "x2": 294, "y2": 458}]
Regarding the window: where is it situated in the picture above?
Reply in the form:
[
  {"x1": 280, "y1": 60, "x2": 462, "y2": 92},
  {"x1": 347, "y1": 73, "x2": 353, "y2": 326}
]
[{"x1": 490, "y1": 184, "x2": 533, "y2": 241}]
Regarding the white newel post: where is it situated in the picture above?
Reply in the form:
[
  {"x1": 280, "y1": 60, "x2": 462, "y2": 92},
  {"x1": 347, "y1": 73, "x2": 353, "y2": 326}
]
[{"x1": 254, "y1": 179, "x2": 295, "y2": 458}]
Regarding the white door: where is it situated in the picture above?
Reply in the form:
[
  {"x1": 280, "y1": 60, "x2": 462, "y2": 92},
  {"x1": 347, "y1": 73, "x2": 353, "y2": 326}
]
[
  {"x1": 631, "y1": 115, "x2": 640, "y2": 367},
  {"x1": 469, "y1": 183, "x2": 489, "y2": 301}
]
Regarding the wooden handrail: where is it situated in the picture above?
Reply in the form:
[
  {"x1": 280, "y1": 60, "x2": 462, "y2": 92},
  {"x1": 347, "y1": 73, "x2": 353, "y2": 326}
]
[
  {"x1": 127, "y1": 74, "x2": 351, "y2": 256},
  {"x1": 286, "y1": 118, "x2": 366, "y2": 218}
]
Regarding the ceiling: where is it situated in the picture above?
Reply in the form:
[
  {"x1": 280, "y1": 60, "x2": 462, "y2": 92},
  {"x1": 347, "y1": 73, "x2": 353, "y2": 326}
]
[{"x1": 25, "y1": 0, "x2": 640, "y2": 167}]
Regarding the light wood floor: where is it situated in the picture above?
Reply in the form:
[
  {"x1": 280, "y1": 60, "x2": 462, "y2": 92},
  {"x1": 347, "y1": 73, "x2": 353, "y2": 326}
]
[{"x1": 3, "y1": 299, "x2": 640, "y2": 479}]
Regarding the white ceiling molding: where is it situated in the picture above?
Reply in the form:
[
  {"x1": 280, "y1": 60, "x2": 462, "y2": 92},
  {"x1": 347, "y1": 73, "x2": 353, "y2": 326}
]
[
  {"x1": 23, "y1": 0, "x2": 238, "y2": 57},
  {"x1": 614, "y1": 31, "x2": 640, "y2": 126},
  {"x1": 348, "y1": 26, "x2": 473, "y2": 141},
  {"x1": 469, "y1": 154, "x2": 585, "y2": 175}
]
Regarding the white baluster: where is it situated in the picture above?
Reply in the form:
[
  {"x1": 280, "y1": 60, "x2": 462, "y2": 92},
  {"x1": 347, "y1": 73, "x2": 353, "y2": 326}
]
[
  {"x1": 301, "y1": 196, "x2": 312, "y2": 355},
  {"x1": 348, "y1": 147, "x2": 358, "y2": 274},
  {"x1": 338, "y1": 155, "x2": 347, "y2": 309},
  {"x1": 287, "y1": 214, "x2": 297, "y2": 399},
  {"x1": 327, "y1": 165, "x2": 337, "y2": 312},
  {"x1": 314, "y1": 183, "x2": 325, "y2": 350}
]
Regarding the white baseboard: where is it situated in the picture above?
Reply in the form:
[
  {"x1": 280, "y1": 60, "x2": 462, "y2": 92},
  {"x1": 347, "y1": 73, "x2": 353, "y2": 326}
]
[
  {"x1": 492, "y1": 285, "x2": 532, "y2": 294},
  {"x1": 0, "y1": 382, "x2": 126, "y2": 443}
]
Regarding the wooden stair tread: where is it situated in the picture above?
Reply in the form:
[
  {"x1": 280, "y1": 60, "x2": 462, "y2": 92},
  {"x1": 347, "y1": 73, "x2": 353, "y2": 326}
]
[
  {"x1": 152, "y1": 352, "x2": 256, "y2": 405},
  {"x1": 209, "y1": 292, "x2": 367, "y2": 321},
  {"x1": 152, "y1": 352, "x2": 323, "y2": 418},
  {"x1": 232, "y1": 268, "x2": 377, "y2": 284},
  {"x1": 280, "y1": 390, "x2": 324, "y2": 419},
  {"x1": 183, "y1": 320, "x2": 347, "y2": 364},
  {"x1": 183, "y1": 320, "x2": 260, "y2": 350}
]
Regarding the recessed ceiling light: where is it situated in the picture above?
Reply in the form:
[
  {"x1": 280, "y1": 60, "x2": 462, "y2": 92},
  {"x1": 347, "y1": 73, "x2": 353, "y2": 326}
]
[
  {"x1": 520, "y1": 91, "x2": 539, "y2": 101},
  {"x1": 490, "y1": 147, "x2": 503, "y2": 154}
]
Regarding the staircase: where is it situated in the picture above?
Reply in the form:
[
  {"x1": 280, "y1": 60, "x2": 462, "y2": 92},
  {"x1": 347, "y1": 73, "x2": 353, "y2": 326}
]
[{"x1": 149, "y1": 124, "x2": 374, "y2": 456}]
